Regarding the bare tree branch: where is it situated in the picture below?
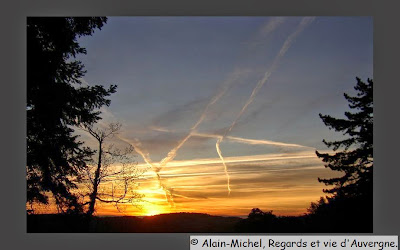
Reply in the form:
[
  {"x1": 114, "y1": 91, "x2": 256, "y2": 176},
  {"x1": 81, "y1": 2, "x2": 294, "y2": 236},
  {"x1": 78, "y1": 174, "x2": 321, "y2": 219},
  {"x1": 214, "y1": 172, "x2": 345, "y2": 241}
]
[{"x1": 78, "y1": 122, "x2": 145, "y2": 216}]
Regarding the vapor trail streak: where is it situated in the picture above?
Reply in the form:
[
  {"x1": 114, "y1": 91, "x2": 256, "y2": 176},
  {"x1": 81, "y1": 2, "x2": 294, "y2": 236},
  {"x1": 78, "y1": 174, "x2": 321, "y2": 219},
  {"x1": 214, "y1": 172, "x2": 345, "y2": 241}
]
[
  {"x1": 224, "y1": 17, "x2": 316, "y2": 139},
  {"x1": 115, "y1": 17, "x2": 301, "y2": 205},
  {"x1": 154, "y1": 71, "x2": 240, "y2": 196},
  {"x1": 115, "y1": 135, "x2": 175, "y2": 206},
  {"x1": 192, "y1": 132, "x2": 312, "y2": 148},
  {"x1": 215, "y1": 141, "x2": 231, "y2": 194},
  {"x1": 157, "y1": 17, "x2": 289, "y2": 170},
  {"x1": 228, "y1": 135, "x2": 312, "y2": 148},
  {"x1": 216, "y1": 17, "x2": 316, "y2": 194},
  {"x1": 137, "y1": 152, "x2": 318, "y2": 169},
  {"x1": 158, "y1": 71, "x2": 243, "y2": 168},
  {"x1": 115, "y1": 135, "x2": 157, "y2": 172}
]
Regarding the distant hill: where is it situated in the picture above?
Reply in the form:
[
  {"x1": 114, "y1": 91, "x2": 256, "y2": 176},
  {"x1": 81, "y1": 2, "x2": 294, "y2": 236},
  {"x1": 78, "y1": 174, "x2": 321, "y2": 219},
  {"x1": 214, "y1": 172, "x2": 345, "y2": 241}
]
[{"x1": 27, "y1": 213, "x2": 243, "y2": 233}]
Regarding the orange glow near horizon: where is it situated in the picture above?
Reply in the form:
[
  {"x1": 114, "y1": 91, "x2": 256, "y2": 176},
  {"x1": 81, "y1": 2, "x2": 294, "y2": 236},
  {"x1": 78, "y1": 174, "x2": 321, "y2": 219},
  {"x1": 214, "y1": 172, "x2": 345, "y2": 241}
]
[{"x1": 29, "y1": 149, "x2": 338, "y2": 218}]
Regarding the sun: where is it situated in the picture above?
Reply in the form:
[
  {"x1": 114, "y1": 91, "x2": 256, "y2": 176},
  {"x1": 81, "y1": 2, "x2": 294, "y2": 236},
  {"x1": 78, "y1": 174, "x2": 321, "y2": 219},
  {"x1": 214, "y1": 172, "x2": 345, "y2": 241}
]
[{"x1": 143, "y1": 203, "x2": 167, "y2": 216}]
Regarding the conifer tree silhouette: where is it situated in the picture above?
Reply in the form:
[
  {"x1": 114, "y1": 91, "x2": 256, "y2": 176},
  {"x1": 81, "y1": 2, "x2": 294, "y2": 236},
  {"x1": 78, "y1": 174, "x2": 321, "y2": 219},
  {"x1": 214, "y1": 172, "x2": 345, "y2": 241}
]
[
  {"x1": 316, "y1": 77, "x2": 373, "y2": 198},
  {"x1": 27, "y1": 17, "x2": 116, "y2": 213}
]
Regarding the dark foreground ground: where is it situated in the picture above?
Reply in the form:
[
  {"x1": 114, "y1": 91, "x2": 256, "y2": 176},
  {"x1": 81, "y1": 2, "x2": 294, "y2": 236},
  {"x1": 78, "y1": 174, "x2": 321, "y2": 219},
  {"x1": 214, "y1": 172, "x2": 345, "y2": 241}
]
[
  {"x1": 27, "y1": 207, "x2": 373, "y2": 233},
  {"x1": 27, "y1": 213, "x2": 242, "y2": 233}
]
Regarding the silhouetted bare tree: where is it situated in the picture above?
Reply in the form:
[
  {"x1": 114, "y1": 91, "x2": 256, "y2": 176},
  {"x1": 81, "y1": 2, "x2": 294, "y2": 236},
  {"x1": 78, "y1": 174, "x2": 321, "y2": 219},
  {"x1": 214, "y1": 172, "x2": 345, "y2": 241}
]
[{"x1": 79, "y1": 123, "x2": 144, "y2": 216}]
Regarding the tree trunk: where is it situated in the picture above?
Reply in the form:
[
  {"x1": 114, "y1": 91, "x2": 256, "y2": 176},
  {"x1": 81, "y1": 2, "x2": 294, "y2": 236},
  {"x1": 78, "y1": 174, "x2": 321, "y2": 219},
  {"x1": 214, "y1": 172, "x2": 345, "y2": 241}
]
[{"x1": 87, "y1": 141, "x2": 102, "y2": 216}]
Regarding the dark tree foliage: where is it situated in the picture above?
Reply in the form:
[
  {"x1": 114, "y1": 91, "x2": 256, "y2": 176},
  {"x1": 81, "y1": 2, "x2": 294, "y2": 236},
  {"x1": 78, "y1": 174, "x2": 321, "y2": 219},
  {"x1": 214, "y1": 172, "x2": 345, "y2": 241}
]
[
  {"x1": 235, "y1": 208, "x2": 308, "y2": 233},
  {"x1": 306, "y1": 194, "x2": 372, "y2": 232},
  {"x1": 27, "y1": 17, "x2": 117, "y2": 213},
  {"x1": 235, "y1": 208, "x2": 277, "y2": 232},
  {"x1": 316, "y1": 77, "x2": 373, "y2": 198},
  {"x1": 310, "y1": 77, "x2": 373, "y2": 232}
]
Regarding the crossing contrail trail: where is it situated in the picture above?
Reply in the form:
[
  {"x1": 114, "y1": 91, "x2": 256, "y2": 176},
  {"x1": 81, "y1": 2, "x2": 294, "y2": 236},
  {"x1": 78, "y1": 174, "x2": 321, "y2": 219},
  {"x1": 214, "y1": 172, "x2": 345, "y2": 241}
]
[
  {"x1": 114, "y1": 17, "x2": 314, "y2": 205},
  {"x1": 157, "y1": 17, "x2": 290, "y2": 170},
  {"x1": 216, "y1": 17, "x2": 316, "y2": 194},
  {"x1": 129, "y1": 139, "x2": 175, "y2": 206},
  {"x1": 158, "y1": 69, "x2": 246, "y2": 169},
  {"x1": 134, "y1": 17, "x2": 291, "y2": 204},
  {"x1": 138, "y1": 70, "x2": 242, "y2": 204},
  {"x1": 116, "y1": 135, "x2": 175, "y2": 206}
]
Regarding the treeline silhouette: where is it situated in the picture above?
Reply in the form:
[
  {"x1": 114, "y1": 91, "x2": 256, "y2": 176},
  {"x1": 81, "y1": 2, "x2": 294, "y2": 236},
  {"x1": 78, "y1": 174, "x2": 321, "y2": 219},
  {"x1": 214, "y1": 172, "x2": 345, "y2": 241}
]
[{"x1": 235, "y1": 195, "x2": 372, "y2": 233}]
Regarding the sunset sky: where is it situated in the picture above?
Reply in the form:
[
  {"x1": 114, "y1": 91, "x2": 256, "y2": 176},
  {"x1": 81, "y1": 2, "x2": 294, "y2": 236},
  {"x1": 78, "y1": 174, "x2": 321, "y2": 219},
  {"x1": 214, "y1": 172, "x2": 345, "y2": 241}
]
[{"x1": 39, "y1": 16, "x2": 372, "y2": 217}]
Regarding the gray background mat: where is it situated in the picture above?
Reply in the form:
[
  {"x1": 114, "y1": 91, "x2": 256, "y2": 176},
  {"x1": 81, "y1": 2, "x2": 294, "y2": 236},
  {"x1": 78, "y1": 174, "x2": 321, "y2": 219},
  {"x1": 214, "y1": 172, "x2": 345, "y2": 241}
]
[{"x1": 1, "y1": 1, "x2": 398, "y2": 250}]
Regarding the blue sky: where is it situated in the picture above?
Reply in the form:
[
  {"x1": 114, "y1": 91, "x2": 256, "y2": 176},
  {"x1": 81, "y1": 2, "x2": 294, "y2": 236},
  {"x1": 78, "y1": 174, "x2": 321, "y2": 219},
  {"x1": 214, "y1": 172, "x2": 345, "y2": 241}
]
[{"x1": 72, "y1": 16, "x2": 372, "y2": 216}]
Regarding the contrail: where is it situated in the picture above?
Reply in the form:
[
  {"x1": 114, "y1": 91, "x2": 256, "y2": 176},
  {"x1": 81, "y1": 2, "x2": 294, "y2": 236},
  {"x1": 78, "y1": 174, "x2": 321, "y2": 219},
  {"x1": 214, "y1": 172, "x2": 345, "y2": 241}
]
[
  {"x1": 126, "y1": 17, "x2": 291, "y2": 202},
  {"x1": 154, "y1": 70, "x2": 243, "y2": 198},
  {"x1": 228, "y1": 135, "x2": 309, "y2": 148},
  {"x1": 115, "y1": 17, "x2": 309, "y2": 204},
  {"x1": 224, "y1": 17, "x2": 316, "y2": 139},
  {"x1": 115, "y1": 135, "x2": 175, "y2": 206},
  {"x1": 260, "y1": 17, "x2": 286, "y2": 37},
  {"x1": 191, "y1": 130, "x2": 311, "y2": 195},
  {"x1": 192, "y1": 132, "x2": 312, "y2": 148},
  {"x1": 216, "y1": 17, "x2": 316, "y2": 194},
  {"x1": 137, "y1": 151, "x2": 318, "y2": 169},
  {"x1": 158, "y1": 69, "x2": 245, "y2": 169},
  {"x1": 215, "y1": 140, "x2": 231, "y2": 194},
  {"x1": 215, "y1": 139, "x2": 230, "y2": 194},
  {"x1": 130, "y1": 139, "x2": 175, "y2": 206},
  {"x1": 157, "y1": 17, "x2": 289, "y2": 170},
  {"x1": 150, "y1": 126, "x2": 174, "y2": 133},
  {"x1": 241, "y1": 17, "x2": 287, "y2": 54}
]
